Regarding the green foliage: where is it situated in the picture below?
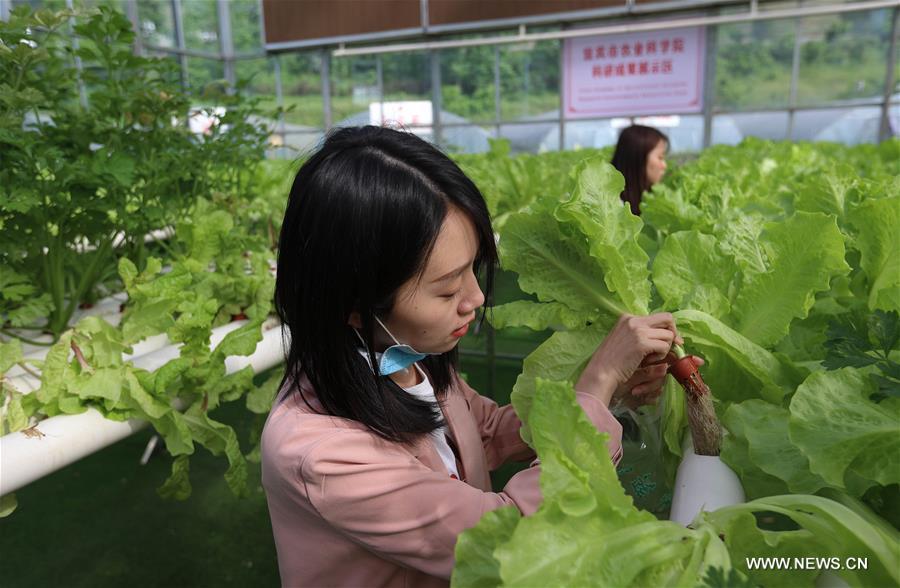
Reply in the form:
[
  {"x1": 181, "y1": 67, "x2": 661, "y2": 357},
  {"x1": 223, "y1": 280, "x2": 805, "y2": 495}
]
[
  {"x1": 453, "y1": 379, "x2": 898, "y2": 588},
  {"x1": 0, "y1": 5, "x2": 288, "y2": 505},
  {"x1": 454, "y1": 140, "x2": 610, "y2": 230},
  {"x1": 0, "y1": 4, "x2": 275, "y2": 339},
  {"x1": 824, "y1": 310, "x2": 900, "y2": 402},
  {"x1": 453, "y1": 138, "x2": 899, "y2": 584}
]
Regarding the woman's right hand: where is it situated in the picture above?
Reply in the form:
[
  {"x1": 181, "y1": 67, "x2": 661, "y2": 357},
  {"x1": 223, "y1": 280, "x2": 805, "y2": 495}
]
[{"x1": 575, "y1": 313, "x2": 681, "y2": 405}]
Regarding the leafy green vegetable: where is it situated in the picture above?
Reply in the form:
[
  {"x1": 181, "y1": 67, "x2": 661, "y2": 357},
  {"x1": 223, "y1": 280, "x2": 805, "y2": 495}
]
[
  {"x1": 454, "y1": 379, "x2": 734, "y2": 588},
  {"x1": 463, "y1": 140, "x2": 900, "y2": 583},
  {"x1": 556, "y1": 159, "x2": 651, "y2": 314},
  {"x1": 789, "y1": 368, "x2": 900, "y2": 495}
]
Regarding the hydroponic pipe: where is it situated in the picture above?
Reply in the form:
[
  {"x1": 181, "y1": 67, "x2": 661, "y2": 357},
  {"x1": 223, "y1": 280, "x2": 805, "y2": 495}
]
[
  {"x1": 0, "y1": 320, "x2": 285, "y2": 496},
  {"x1": 5, "y1": 290, "x2": 168, "y2": 379}
]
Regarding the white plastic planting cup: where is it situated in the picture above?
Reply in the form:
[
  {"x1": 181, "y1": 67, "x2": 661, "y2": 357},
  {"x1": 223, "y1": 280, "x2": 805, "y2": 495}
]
[{"x1": 669, "y1": 441, "x2": 745, "y2": 526}]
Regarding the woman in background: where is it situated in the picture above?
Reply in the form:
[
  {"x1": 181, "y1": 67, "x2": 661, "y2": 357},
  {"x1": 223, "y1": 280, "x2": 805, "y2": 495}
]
[{"x1": 611, "y1": 125, "x2": 669, "y2": 215}]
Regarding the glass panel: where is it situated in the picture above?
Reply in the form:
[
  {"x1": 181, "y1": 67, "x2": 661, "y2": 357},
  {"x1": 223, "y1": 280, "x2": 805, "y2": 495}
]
[
  {"x1": 330, "y1": 55, "x2": 378, "y2": 125},
  {"x1": 441, "y1": 44, "x2": 498, "y2": 124},
  {"x1": 272, "y1": 129, "x2": 325, "y2": 159},
  {"x1": 376, "y1": 51, "x2": 432, "y2": 129},
  {"x1": 187, "y1": 57, "x2": 225, "y2": 97},
  {"x1": 797, "y1": 9, "x2": 891, "y2": 106},
  {"x1": 567, "y1": 115, "x2": 703, "y2": 152},
  {"x1": 715, "y1": 19, "x2": 794, "y2": 111},
  {"x1": 498, "y1": 122, "x2": 561, "y2": 153},
  {"x1": 228, "y1": 0, "x2": 262, "y2": 53},
  {"x1": 182, "y1": 0, "x2": 218, "y2": 54},
  {"x1": 135, "y1": 0, "x2": 174, "y2": 48},
  {"x1": 564, "y1": 119, "x2": 619, "y2": 151},
  {"x1": 438, "y1": 124, "x2": 494, "y2": 154},
  {"x1": 712, "y1": 111, "x2": 790, "y2": 144},
  {"x1": 234, "y1": 57, "x2": 274, "y2": 97},
  {"x1": 889, "y1": 102, "x2": 900, "y2": 138},
  {"x1": 381, "y1": 51, "x2": 430, "y2": 105},
  {"x1": 895, "y1": 32, "x2": 899, "y2": 99},
  {"x1": 500, "y1": 39, "x2": 560, "y2": 122},
  {"x1": 654, "y1": 114, "x2": 705, "y2": 152},
  {"x1": 83, "y1": 0, "x2": 127, "y2": 13},
  {"x1": 791, "y1": 106, "x2": 883, "y2": 144},
  {"x1": 12, "y1": 0, "x2": 66, "y2": 8},
  {"x1": 279, "y1": 52, "x2": 324, "y2": 128}
]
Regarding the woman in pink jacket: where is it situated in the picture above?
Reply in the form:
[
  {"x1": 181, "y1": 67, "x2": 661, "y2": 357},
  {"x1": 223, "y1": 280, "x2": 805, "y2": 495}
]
[{"x1": 263, "y1": 126, "x2": 680, "y2": 587}]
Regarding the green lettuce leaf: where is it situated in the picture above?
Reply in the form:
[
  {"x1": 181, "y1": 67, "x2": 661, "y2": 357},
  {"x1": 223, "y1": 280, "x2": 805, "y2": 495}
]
[
  {"x1": 730, "y1": 212, "x2": 850, "y2": 348},
  {"x1": 722, "y1": 400, "x2": 828, "y2": 494},
  {"x1": 702, "y1": 494, "x2": 900, "y2": 588},
  {"x1": 789, "y1": 368, "x2": 900, "y2": 493},
  {"x1": 555, "y1": 160, "x2": 651, "y2": 314},
  {"x1": 846, "y1": 195, "x2": 900, "y2": 312},
  {"x1": 674, "y1": 309, "x2": 806, "y2": 404},
  {"x1": 455, "y1": 379, "x2": 734, "y2": 587},
  {"x1": 451, "y1": 506, "x2": 521, "y2": 588},
  {"x1": 509, "y1": 323, "x2": 612, "y2": 445},
  {"x1": 500, "y1": 206, "x2": 626, "y2": 319},
  {"x1": 489, "y1": 300, "x2": 587, "y2": 332},
  {"x1": 652, "y1": 230, "x2": 737, "y2": 316}
]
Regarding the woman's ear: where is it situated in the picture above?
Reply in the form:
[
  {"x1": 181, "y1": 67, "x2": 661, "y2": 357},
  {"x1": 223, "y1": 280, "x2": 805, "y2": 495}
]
[{"x1": 348, "y1": 311, "x2": 362, "y2": 329}]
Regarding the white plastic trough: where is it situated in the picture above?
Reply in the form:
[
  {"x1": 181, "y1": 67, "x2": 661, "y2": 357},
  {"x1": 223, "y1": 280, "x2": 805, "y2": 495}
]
[
  {"x1": 0, "y1": 318, "x2": 285, "y2": 496},
  {"x1": 4, "y1": 291, "x2": 171, "y2": 393}
]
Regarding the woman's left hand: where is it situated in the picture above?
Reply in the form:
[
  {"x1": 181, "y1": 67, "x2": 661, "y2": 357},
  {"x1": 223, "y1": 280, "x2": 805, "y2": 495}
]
[{"x1": 612, "y1": 355, "x2": 705, "y2": 410}]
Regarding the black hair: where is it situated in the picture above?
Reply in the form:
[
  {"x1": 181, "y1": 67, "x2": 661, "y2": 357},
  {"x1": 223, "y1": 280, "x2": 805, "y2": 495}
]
[
  {"x1": 274, "y1": 126, "x2": 497, "y2": 444},
  {"x1": 610, "y1": 125, "x2": 669, "y2": 215}
]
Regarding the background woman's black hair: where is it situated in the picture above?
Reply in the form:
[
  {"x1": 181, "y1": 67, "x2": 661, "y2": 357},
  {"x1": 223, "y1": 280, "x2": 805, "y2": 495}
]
[
  {"x1": 274, "y1": 125, "x2": 497, "y2": 444},
  {"x1": 610, "y1": 125, "x2": 669, "y2": 215}
]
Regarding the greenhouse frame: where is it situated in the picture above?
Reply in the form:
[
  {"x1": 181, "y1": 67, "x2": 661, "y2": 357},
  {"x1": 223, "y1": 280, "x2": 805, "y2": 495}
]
[{"x1": 3, "y1": 0, "x2": 898, "y2": 153}]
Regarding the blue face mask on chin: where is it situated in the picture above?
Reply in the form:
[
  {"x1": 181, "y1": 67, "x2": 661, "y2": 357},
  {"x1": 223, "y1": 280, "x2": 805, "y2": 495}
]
[{"x1": 356, "y1": 316, "x2": 439, "y2": 376}]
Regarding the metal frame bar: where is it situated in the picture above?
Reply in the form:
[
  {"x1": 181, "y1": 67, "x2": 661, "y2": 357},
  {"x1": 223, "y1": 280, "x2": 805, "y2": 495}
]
[
  {"x1": 376, "y1": 54, "x2": 385, "y2": 124},
  {"x1": 273, "y1": 54, "x2": 287, "y2": 158},
  {"x1": 216, "y1": 0, "x2": 236, "y2": 89},
  {"x1": 494, "y1": 45, "x2": 502, "y2": 136},
  {"x1": 171, "y1": 0, "x2": 189, "y2": 89},
  {"x1": 701, "y1": 24, "x2": 717, "y2": 148},
  {"x1": 420, "y1": 0, "x2": 430, "y2": 32},
  {"x1": 386, "y1": 97, "x2": 890, "y2": 129},
  {"x1": 880, "y1": 6, "x2": 899, "y2": 141},
  {"x1": 65, "y1": 0, "x2": 88, "y2": 109},
  {"x1": 144, "y1": 43, "x2": 266, "y2": 61},
  {"x1": 321, "y1": 49, "x2": 332, "y2": 129},
  {"x1": 430, "y1": 50, "x2": 443, "y2": 146},
  {"x1": 125, "y1": 0, "x2": 142, "y2": 55},
  {"x1": 786, "y1": 5, "x2": 803, "y2": 140},
  {"x1": 558, "y1": 22, "x2": 567, "y2": 150},
  {"x1": 268, "y1": 27, "x2": 426, "y2": 53}
]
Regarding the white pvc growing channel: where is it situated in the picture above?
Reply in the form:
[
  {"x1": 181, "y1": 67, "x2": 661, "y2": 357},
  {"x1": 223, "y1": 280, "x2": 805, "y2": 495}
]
[{"x1": 0, "y1": 293, "x2": 286, "y2": 497}]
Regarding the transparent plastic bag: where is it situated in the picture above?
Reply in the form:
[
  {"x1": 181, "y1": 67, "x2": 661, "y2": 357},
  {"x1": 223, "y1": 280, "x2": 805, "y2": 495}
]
[{"x1": 613, "y1": 402, "x2": 673, "y2": 519}]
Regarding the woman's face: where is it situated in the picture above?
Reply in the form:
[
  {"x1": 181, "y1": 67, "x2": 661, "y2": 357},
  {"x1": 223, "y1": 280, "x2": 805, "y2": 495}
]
[
  {"x1": 646, "y1": 140, "x2": 668, "y2": 186},
  {"x1": 380, "y1": 206, "x2": 485, "y2": 354}
]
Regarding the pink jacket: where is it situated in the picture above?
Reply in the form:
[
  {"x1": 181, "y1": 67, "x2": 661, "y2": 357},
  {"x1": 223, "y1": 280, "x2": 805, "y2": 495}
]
[{"x1": 261, "y1": 372, "x2": 623, "y2": 588}]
